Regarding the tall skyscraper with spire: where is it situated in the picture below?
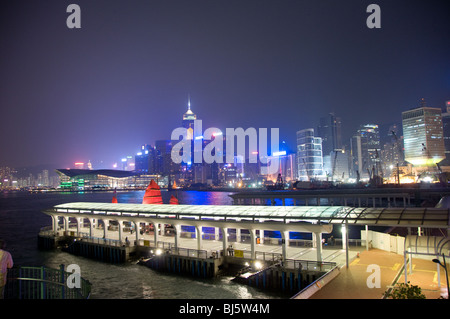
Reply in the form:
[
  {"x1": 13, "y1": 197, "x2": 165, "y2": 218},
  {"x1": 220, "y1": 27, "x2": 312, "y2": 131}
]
[{"x1": 182, "y1": 96, "x2": 196, "y2": 140}]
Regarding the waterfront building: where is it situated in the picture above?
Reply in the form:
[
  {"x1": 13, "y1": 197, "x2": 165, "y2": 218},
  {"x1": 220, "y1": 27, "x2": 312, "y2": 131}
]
[
  {"x1": 37, "y1": 170, "x2": 50, "y2": 187},
  {"x1": 135, "y1": 144, "x2": 157, "y2": 174},
  {"x1": 0, "y1": 166, "x2": 16, "y2": 189},
  {"x1": 155, "y1": 140, "x2": 178, "y2": 176},
  {"x1": 296, "y1": 128, "x2": 324, "y2": 181},
  {"x1": 74, "y1": 162, "x2": 85, "y2": 169},
  {"x1": 317, "y1": 113, "x2": 342, "y2": 156},
  {"x1": 350, "y1": 124, "x2": 381, "y2": 180},
  {"x1": 267, "y1": 146, "x2": 297, "y2": 184},
  {"x1": 178, "y1": 97, "x2": 200, "y2": 184},
  {"x1": 322, "y1": 149, "x2": 350, "y2": 182},
  {"x1": 402, "y1": 101, "x2": 445, "y2": 166},
  {"x1": 119, "y1": 156, "x2": 134, "y2": 171},
  {"x1": 55, "y1": 169, "x2": 158, "y2": 190},
  {"x1": 441, "y1": 101, "x2": 450, "y2": 163},
  {"x1": 223, "y1": 163, "x2": 238, "y2": 186},
  {"x1": 380, "y1": 125, "x2": 405, "y2": 181}
]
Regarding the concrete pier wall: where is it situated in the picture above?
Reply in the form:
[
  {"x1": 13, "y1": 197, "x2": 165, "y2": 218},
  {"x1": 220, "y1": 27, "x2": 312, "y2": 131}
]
[{"x1": 233, "y1": 265, "x2": 325, "y2": 294}]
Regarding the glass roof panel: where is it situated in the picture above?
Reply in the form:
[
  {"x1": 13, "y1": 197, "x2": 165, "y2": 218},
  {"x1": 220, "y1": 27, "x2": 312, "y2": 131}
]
[{"x1": 50, "y1": 203, "x2": 449, "y2": 227}]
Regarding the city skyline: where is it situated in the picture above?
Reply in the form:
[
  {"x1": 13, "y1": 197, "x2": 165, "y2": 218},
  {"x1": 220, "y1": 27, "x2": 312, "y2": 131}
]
[{"x1": 1, "y1": 0, "x2": 449, "y2": 169}]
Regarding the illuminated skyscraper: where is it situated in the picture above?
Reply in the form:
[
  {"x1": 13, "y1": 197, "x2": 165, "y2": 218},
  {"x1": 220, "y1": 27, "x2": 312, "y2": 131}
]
[
  {"x1": 296, "y1": 128, "x2": 324, "y2": 181},
  {"x1": 441, "y1": 101, "x2": 450, "y2": 163},
  {"x1": 350, "y1": 124, "x2": 381, "y2": 179},
  {"x1": 135, "y1": 144, "x2": 157, "y2": 174},
  {"x1": 317, "y1": 113, "x2": 342, "y2": 156},
  {"x1": 182, "y1": 96, "x2": 196, "y2": 140},
  {"x1": 402, "y1": 101, "x2": 445, "y2": 166},
  {"x1": 380, "y1": 124, "x2": 404, "y2": 178},
  {"x1": 155, "y1": 140, "x2": 176, "y2": 175}
]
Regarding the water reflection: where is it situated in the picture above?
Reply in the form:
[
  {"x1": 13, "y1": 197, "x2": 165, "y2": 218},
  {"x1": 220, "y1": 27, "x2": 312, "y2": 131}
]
[
  {"x1": 116, "y1": 190, "x2": 234, "y2": 206},
  {"x1": 1, "y1": 190, "x2": 285, "y2": 299}
]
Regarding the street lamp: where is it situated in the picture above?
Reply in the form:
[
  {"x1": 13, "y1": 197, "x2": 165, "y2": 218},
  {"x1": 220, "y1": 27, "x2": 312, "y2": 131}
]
[{"x1": 432, "y1": 254, "x2": 449, "y2": 300}]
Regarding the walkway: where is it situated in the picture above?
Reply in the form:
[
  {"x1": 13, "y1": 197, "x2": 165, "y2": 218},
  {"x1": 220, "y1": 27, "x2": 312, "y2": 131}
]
[
  {"x1": 68, "y1": 225, "x2": 359, "y2": 266},
  {"x1": 309, "y1": 249, "x2": 448, "y2": 299}
]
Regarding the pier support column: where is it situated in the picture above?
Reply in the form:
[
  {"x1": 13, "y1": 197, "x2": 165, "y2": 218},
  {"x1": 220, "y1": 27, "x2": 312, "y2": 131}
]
[
  {"x1": 235, "y1": 219, "x2": 241, "y2": 242},
  {"x1": 52, "y1": 215, "x2": 58, "y2": 233},
  {"x1": 314, "y1": 232, "x2": 323, "y2": 262},
  {"x1": 343, "y1": 220, "x2": 349, "y2": 268},
  {"x1": 365, "y1": 225, "x2": 369, "y2": 251},
  {"x1": 103, "y1": 219, "x2": 108, "y2": 239},
  {"x1": 222, "y1": 227, "x2": 228, "y2": 256},
  {"x1": 76, "y1": 217, "x2": 81, "y2": 236},
  {"x1": 250, "y1": 229, "x2": 257, "y2": 259},
  {"x1": 89, "y1": 218, "x2": 95, "y2": 237},
  {"x1": 152, "y1": 221, "x2": 159, "y2": 245},
  {"x1": 342, "y1": 223, "x2": 347, "y2": 249},
  {"x1": 215, "y1": 227, "x2": 220, "y2": 241},
  {"x1": 281, "y1": 231, "x2": 289, "y2": 262},
  {"x1": 196, "y1": 225, "x2": 203, "y2": 251},
  {"x1": 118, "y1": 220, "x2": 123, "y2": 243},
  {"x1": 64, "y1": 216, "x2": 69, "y2": 232},
  {"x1": 133, "y1": 221, "x2": 139, "y2": 245},
  {"x1": 173, "y1": 224, "x2": 181, "y2": 251}
]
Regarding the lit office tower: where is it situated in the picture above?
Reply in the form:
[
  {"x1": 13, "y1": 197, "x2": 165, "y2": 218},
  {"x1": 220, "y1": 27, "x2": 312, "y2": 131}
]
[
  {"x1": 441, "y1": 101, "x2": 450, "y2": 163},
  {"x1": 350, "y1": 124, "x2": 381, "y2": 179},
  {"x1": 402, "y1": 101, "x2": 445, "y2": 166},
  {"x1": 135, "y1": 144, "x2": 157, "y2": 174},
  {"x1": 182, "y1": 96, "x2": 197, "y2": 140},
  {"x1": 155, "y1": 140, "x2": 176, "y2": 175},
  {"x1": 296, "y1": 128, "x2": 324, "y2": 181},
  {"x1": 317, "y1": 113, "x2": 342, "y2": 156},
  {"x1": 267, "y1": 141, "x2": 297, "y2": 182},
  {"x1": 380, "y1": 124, "x2": 404, "y2": 177}
]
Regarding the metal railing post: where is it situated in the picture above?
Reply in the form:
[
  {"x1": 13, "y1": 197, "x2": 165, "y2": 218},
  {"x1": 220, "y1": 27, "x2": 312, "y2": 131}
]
[{"x1": 60, "y1": 264, "x2": 65, "y2": 299}]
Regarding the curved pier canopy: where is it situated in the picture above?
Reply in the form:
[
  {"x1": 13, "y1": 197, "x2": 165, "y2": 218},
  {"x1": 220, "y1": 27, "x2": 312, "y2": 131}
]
[
  {"x1": 46, "y1": 202, "x2": 450, "y2": 228},
  {"x1": 43, "y1": 202, "x2": 336, "y2": 237},
  {"x1": 43, "y1": 202, "x2": 450, "y2": 263},
  {"x1": 43, "y1": 202, "x2": 339, "y2": 262}
]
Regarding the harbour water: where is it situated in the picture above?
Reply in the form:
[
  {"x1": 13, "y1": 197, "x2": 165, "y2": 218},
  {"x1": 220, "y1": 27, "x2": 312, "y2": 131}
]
[{"x1": 0, "y1": 190, "x2": 289, "y2": 299}]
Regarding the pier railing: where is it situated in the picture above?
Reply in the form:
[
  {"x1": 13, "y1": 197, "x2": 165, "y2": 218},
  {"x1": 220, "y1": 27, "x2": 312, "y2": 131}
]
[
  {"x1": 77, "y1": 235, "x2": 124, "y2": 247},
  {"x1": 137, "y1": 239, "x2": 209, "y2": 258},
  {"x1": 38, "y1": 226, "x2": 54, "y2": 237},
  {"x1": 4, "y1": 265, "x2": 91, "y2": 299}
]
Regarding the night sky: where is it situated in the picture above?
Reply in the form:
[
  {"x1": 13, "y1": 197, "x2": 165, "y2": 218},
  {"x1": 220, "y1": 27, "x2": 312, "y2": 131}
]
[{"x1": 1, "y1": 0, "x2": 449, "y2": 169}]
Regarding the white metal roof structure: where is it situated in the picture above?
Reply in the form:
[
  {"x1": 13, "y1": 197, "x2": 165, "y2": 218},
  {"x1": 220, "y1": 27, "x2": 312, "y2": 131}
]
[
  {"x1": 42, "y1": 202, "x2": 450, "y2": 266},
  {"x1": 48, "y1": 202, "x2": 450, "y2": 228}
]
